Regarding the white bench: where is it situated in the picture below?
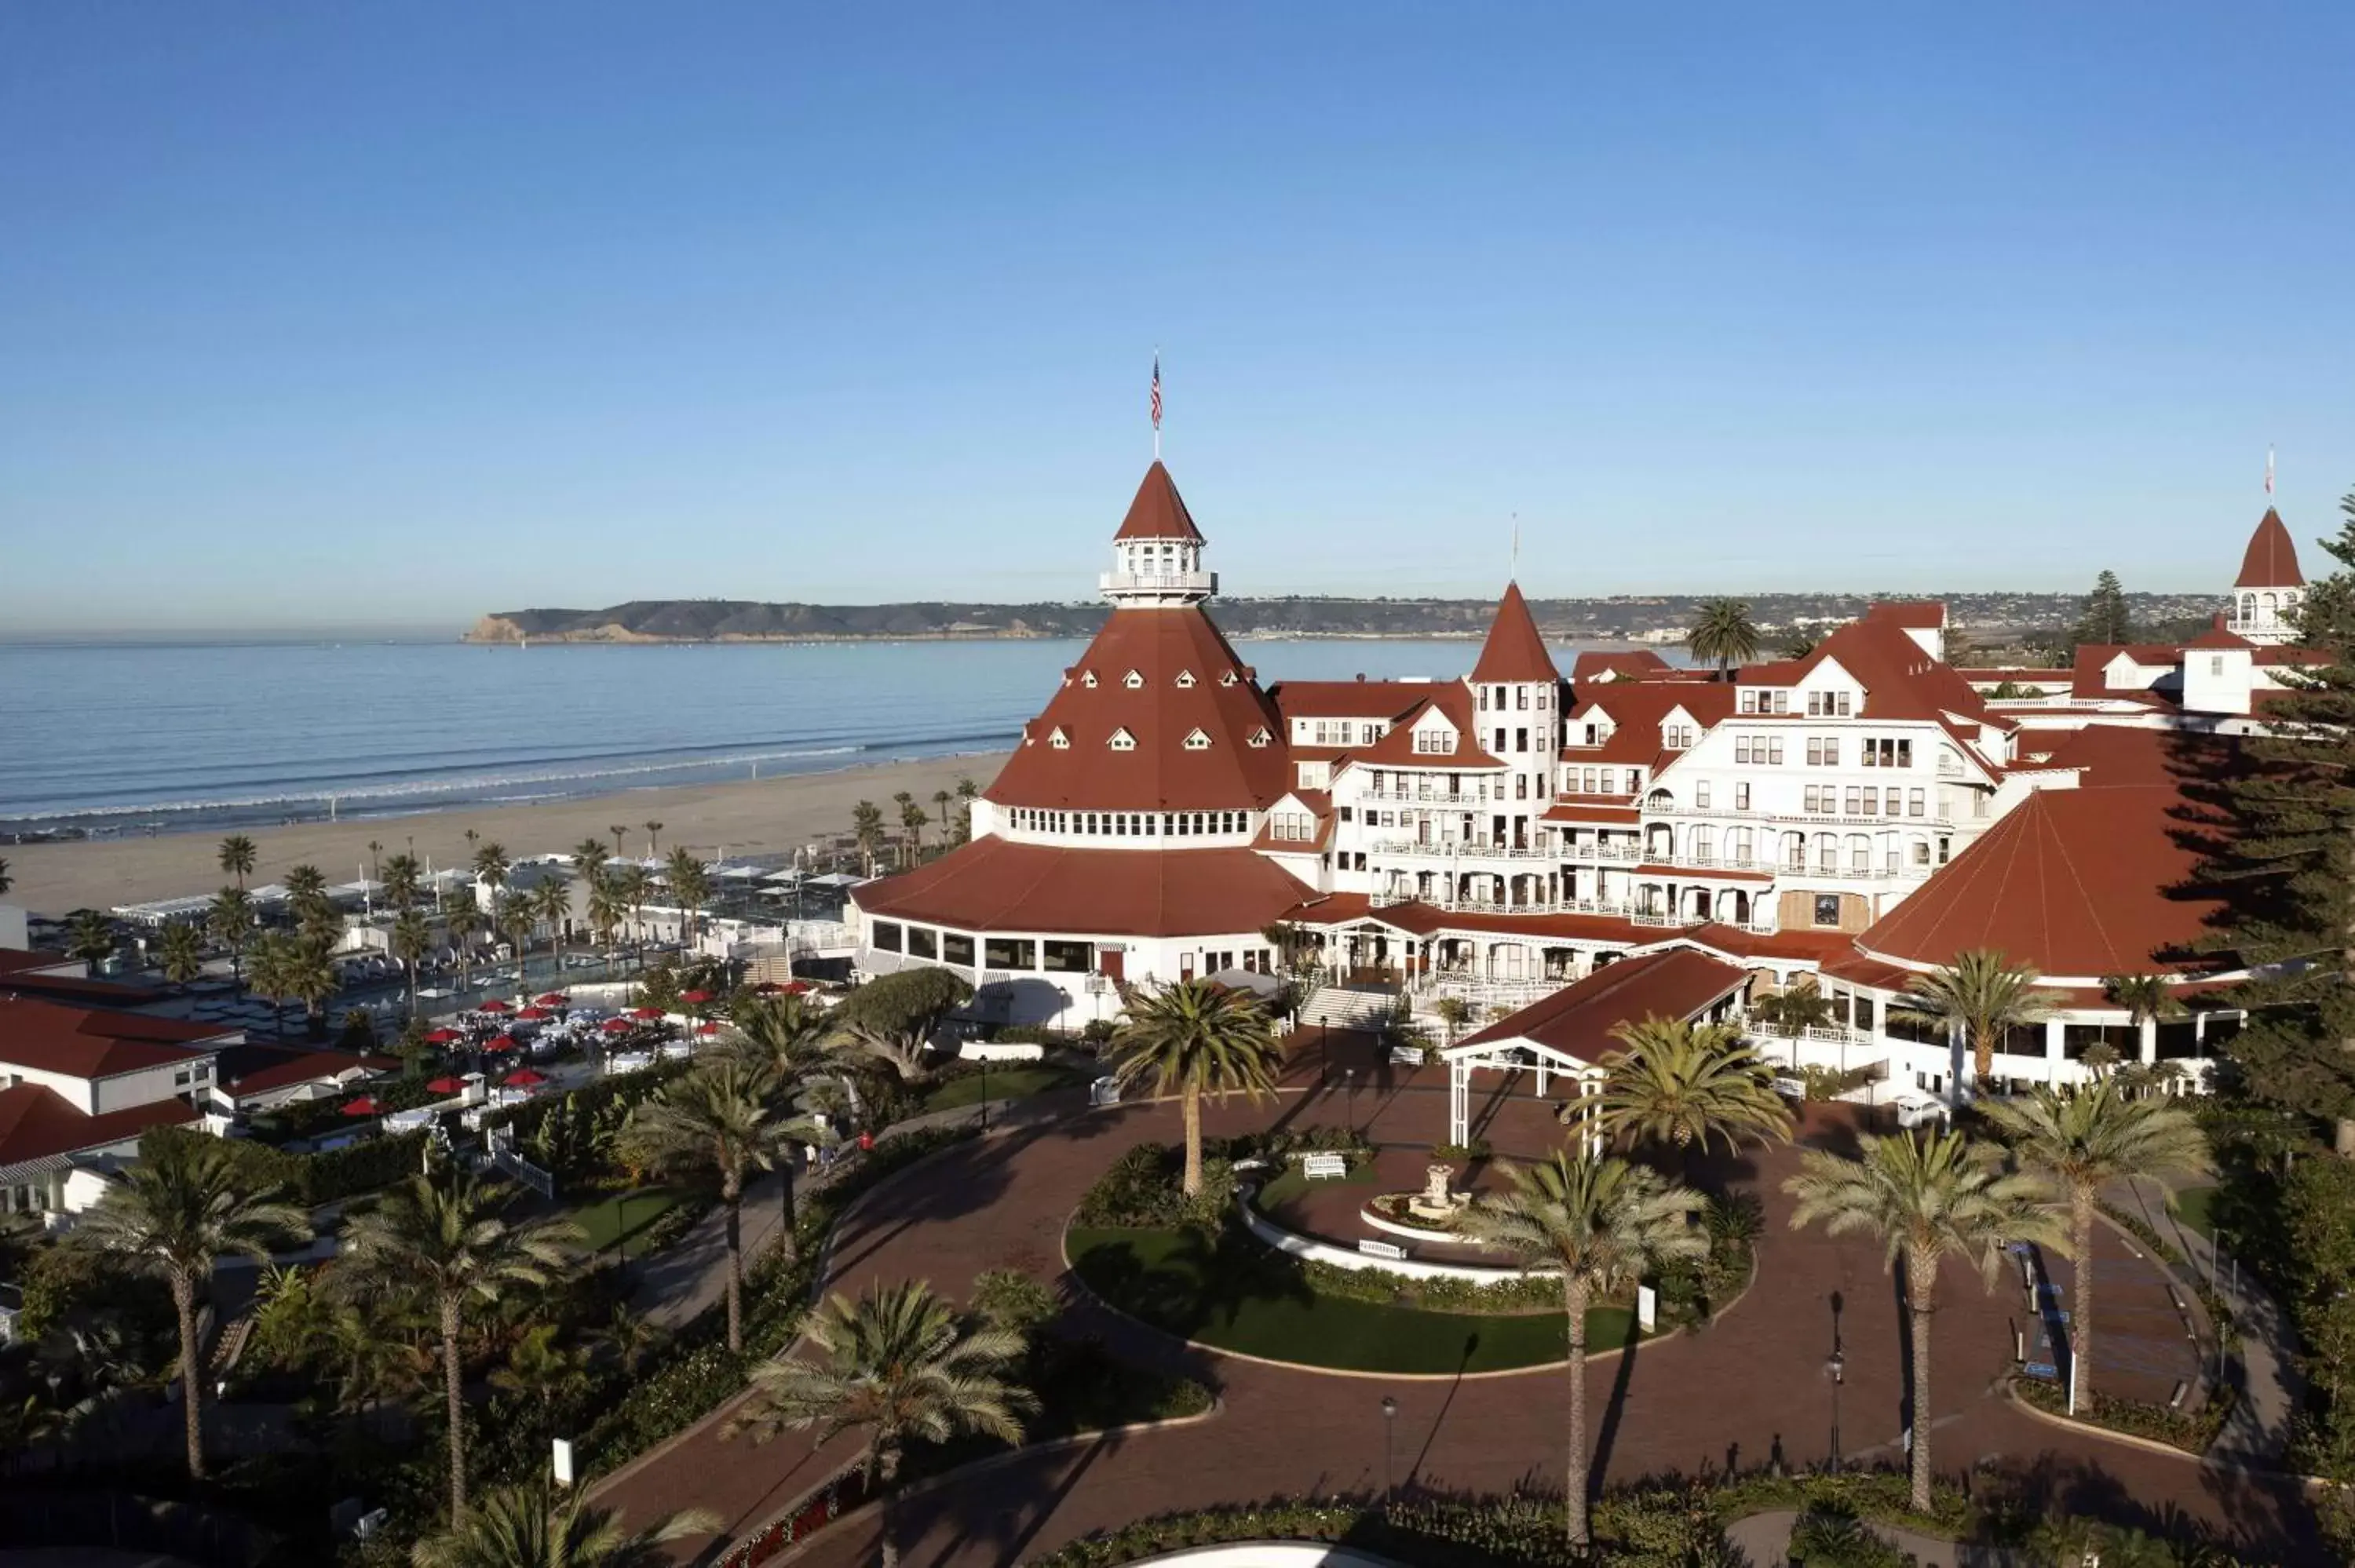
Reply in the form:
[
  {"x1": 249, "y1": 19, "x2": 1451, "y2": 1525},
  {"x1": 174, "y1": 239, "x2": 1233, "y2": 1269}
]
[
  {"x1": 1302, "y1": 1152, "x2": 1349, "y2": 1180},
  {"x1": 1357, "y1": 1238, "x2": 1410, "y2": 1260}
]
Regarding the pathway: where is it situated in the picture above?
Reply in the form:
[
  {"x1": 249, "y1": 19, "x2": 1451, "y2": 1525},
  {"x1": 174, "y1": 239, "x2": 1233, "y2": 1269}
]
[
  {"x1": 2107, "y1": 1172, "x2": 2305, "y2": 1469},
  {"x1": 591, "y1": 1055, "x2": 2328, "y2": 1567}
]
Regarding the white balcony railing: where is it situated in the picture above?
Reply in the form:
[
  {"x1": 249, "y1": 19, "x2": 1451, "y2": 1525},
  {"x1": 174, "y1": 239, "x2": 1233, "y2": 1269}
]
[{"x1": 1099, "y1": 570, "x2": 1218, "y2": 595}]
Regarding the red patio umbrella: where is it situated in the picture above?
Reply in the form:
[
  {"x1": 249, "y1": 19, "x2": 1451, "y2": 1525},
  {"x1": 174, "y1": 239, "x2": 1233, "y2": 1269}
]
[
  {"x1": 341, "y1": 1096, "x2": 382, "y2": 1116},
  {"x1": 680, "y1": 989, "x2": 714, "y2": 1005},
  {"x1": 515, "y1": 1007, "x2": 551, "y2": 1021},
  {"x1": 425, "y1": 1076, "x2": 466, "y2": 1094},
  {"x1": 600, "y1": 1018, "x2": 635, "y2": 1035},
  {"x1": 629, "y1": 1006, "x2": 664, "y2": 1021},
  {"x1": 503, "y1": 1068, "x2": 548, "y2": 1088},
  {"x1": 533, "y1": 992, "x2": 568, "y2": 1006},
  {"x1": 696, "y1": 1021, "x2": 721, "y2": 1036},
  {"x1": 476, "y1": 998, "x2": 513, "y2": 1014},
  {"x1": 483, "y1": 1034, "x2": 518, "y2": 1052},
  {"x1": 751, "y1": 981, "x2": 783, "y2": 994},
  {"x1": 423, "y1": 1027, "x2": 462, "y2": 1045},
  {"x1": 780, "y1": 981, "x2": 810, "y2": 995}
]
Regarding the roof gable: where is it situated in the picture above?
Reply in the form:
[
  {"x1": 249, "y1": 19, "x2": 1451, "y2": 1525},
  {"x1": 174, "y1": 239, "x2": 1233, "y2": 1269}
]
[
  {"x1": 1455, "y1": 949, "x2": 1747, "y2": 1064},
  {"x1": 1469, "y1": 582, "x2": 1561, "y2": 684}
]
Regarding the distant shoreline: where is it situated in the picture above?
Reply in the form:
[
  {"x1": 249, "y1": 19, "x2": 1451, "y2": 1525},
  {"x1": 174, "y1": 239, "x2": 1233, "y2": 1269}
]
[{"x1": 0, "y1": 753, "x2": 1008, "y2": 917}]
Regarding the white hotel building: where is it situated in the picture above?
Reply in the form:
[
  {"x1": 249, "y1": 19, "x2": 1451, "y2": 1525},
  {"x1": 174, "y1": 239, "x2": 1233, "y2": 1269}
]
[{"x1": 851, "y1": 461, "x2": 2313, "y2": 1104}]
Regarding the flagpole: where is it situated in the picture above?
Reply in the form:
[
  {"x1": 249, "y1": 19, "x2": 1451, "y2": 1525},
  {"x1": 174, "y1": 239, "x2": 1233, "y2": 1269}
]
[{"x1": 1152, "y1": 347, "x2": 1162, "y2": 464}]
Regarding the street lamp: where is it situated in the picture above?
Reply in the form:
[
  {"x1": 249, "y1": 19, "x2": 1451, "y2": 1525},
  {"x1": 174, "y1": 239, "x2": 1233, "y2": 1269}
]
[
  {"x1": 980, "y1": 1054, "x2": 990, "y2": 1133},
  {"x1": 1824, "y1": 1348, "x2": 1844, "y2": 1471},
  {"x1": 1344, "y1": 1067, "x2": 1358, "y2": 1136},
  {"x1": 1380, "y1": 1395, "x2": 1398, "y2": 1508}
]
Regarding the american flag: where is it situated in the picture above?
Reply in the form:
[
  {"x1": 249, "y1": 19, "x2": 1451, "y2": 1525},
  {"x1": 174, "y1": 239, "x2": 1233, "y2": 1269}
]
[
  {"x1": 2266, "y1": 446, "x2": 2275, "y2": 495},
  {"x1": 1150, "y1": 353, "x2": 1162, "y2": 430}
]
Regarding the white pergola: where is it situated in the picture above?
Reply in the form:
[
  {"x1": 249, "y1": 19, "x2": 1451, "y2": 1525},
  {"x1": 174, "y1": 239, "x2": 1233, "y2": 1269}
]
[{"x1": 1439, "y1": 1034, "x2": 1607, "y2": 1149}]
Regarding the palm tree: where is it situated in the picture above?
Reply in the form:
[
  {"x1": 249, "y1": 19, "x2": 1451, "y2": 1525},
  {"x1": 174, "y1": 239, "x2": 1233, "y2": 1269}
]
[
  {"x1": 1978, "y1": 1083, "x2": 2210, "y2": 1402},
  {"x1": 218, "y1": 834, "x2": 257, "y2": 891},
  {"x1": 410, "y1": 1479, "x2": 715, "y2": 1568},
  {"x1": 248, "y1": 932, "x2": 299, "y2": 1036},
  {"x1": 663, "y1": 848, "x2": 709, "y2": 950},
  {"x1": 73, "y1": 1136, "x2": 310, "y2": 1480},
  {"x1": 608, "y1": 824, "x2": 630, "y2": 860},
  {"x1": 158, "y1": 921, "x2": 207, "y2": 987},
  {"x1": 208, "y1": 887, "x2": 255, "y2": 987},
  {"x1": 723, "y1": 1281, "x2": 1034, "y2": 1568},
  {"x1": 1598, "y1": 1016, "x2": 1794, "y2": 1154},
  {"x1": 445, "y1": 895, "x2": 484, "y2": 997},
  {"x1": 1686, "y1": 597, "x2": 1761, "y2": 679},
  {"x1": 1109, "y1": 979, "x2": 1285, "y2": 1196},
  {"x1": 618, "y1": 1059, "x2": 783, "y2": 1352},
  {"x1": 1893, "y1": 948, "x2": 2061, "y2": 1095},
  {"x1": 285, "y1": 935, "x2": 341, "y2": 1039},
  {"x1": 64, "y1": 910, "x2": 116, "y2": 976},
  {"x1": 496, "y1": 892, "x2": 536, "y2": 998},
  {"x1": 619, "y1": 865, "x2": 652, "y2": 971},
  {"x1": 899, "y1": 799, "x2": 929, "y2": 865},
  {"x1": 1748, "y1": 979, "x2": 1837, "y2": 1068},
  {"x1": 1784, "y1": 1129, "x2": 2067, "y2": 1512},
  {"x1": 730, "y1": 993, "x2": 830, "y2": 1076},
  {"x1": 932, "y1": 789, "x2": 955, "y2": 844},
  {"x1": 643, "y1": 820, "x2": 663, "y2": 859},
  {"x1": 851, "y1": 800, "x2": 885, "y2": 874},
  {"x1": 1462, "y1": 1150, "x2": 1707, "y2": 1552},
  {"x1": 571, "y1": 838, "x2": 610, "y2": 882},
  {"x1": 382, "y1": 852, "x2": 425, "y2": 913},
  {"x1": 392, "y1": 907, "x2": 434, "y2": 1025},
  {"x1": 1433, "y1": 994, "x2": 1472, "y2": 1047},
  {"x1": 367, "y1": 839, "x2": 384, "y2": 884},
  {"x1": 285, "y1": 862, "x2": 330, "y2": 928},
  {"x1": 471, "y1": 842, "x2": 512, "y2": 905},
  {"x1": 534, "y1": 879, "x2": 572, "y2": 971},
  {"x1": 336, "y1": 1173, "x2": 580, "y2": 1522},
  {"x1": 2101, "y1": 972, "x2": 2185, "y2": 1073},
  {"x1": 586, "y1": 873, "x2": 627, "y2": 974}
]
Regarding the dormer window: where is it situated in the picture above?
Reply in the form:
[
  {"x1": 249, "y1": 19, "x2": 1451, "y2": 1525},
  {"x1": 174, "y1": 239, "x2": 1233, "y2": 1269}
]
[
  {"x1": 1083, "y1": 670, "x2": 1099, "y2": 689},
  {"x1": 1183, "y1": 728, "x2": 1211, "y2": 750},
  {"x1": 1412, "y1": 727, "x2": 1451, "y2": 756},
  {"x1": 1248, "y1": 727, "x2": 1272, "y2": 748},
  {"x1": 1123, "y1": 669, "x2": 1145, "y2": 690},
  {"x1": 1174, "y1": 669, "x2": 1196, "y2": 689},
  {"x1": 1108, "y1": 727, "x2": 1137, "y2": 751},
  {"x1": 1219, "y1": 671, "x2": 1239, "y2": 687},
  {"x1": 1049, "y1": 727, "x2": 1070, "y2": 749}
]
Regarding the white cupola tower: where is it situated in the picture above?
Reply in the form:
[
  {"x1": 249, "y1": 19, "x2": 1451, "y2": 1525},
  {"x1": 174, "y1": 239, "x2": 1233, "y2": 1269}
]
[
  {"x1": 1101, "y1": 461, "x2": 1217, "y2": 608},
  {"x1": 2229, "y1": 507, "x2": 2305, "y2": 646}
]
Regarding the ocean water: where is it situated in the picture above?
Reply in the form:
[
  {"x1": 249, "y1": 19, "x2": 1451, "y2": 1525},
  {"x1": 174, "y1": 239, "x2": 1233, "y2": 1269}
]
[{"x1": 0, "y1": 635, "x2": 1648, "y2": 839}]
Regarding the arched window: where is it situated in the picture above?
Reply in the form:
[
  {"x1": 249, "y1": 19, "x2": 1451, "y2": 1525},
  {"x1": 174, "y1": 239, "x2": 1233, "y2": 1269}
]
[
  {"x1": 1688, "y1": 825, "x2": 1716, "y2": 862},
  {"x1": 1846, "y1": 833, "x2": 1871, "y2": 872},
  {"x1": 2263, "y1": 593, "x2": 2279, "y2": 616},
  {"x1": 1814, "y1": 832, "x2": 1838, "y2": 871},
  {"x1": 2240, "y1": 593, "x2": 2257, "y2": 619}
]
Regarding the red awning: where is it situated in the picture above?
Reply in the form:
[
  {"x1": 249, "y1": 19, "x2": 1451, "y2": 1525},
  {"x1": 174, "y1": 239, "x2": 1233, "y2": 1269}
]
[
  {"x1": 340, "y1": 1097, "x2": 381, "y2": 1116},
  {"x1": 425, "y1": 1077, "x2": 466, "y2": 1094},
  {"x1": 503, "y1": 1069, "x2": 547, "y2": 1088},
  {"x1": 629, "y1": 1007, "x2": 664, "y2": 1021},
  {"x1": 423, "y1": 1028, "x2": 462, "y2": 1045},
  {"x1": 533, "y1": 993, "x2": 568, "y2": 1006},
  {"x1": 515, "y1": 1007, "x2": 550, "y2": 1021},
  {"x1": 600, "y1": 1018, "x2": 634, "y2": 1034},
  {"x1": 476, "y1": 999, "x2": 513, "y2": 1015},
  {"x1": 483, "y1": 1034, "x2": 518, "y2": 1052}
]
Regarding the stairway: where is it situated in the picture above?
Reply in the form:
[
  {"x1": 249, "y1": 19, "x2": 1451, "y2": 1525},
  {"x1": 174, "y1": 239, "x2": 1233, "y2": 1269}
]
[{"x1": 1299, "y1": 984, "x2": 1400, "y2": 1031}]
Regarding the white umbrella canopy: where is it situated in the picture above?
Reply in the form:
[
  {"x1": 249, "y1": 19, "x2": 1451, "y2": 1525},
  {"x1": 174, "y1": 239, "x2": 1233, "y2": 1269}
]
[{"x1": 1203, "y1": 967, "x2": 1284, "y2": 1001}]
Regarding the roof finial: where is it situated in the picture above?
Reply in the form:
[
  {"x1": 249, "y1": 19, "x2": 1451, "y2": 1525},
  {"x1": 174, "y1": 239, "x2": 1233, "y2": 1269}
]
[{"x1": 1150, "y1": 348, "x2": 1163, "y2": 464}]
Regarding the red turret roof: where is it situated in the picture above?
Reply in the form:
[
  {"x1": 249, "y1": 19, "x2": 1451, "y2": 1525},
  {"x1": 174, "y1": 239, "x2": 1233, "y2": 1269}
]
[
  {"x1": 853, "y1": 836, "x2": 1313, "y2": 938},
  {"x1": 1111, "y1": 461, "x2": 1204, "y2": 542},
  {"x1": 1470, "y1": 582, "x2": 1560, "y2": 684},
  {"x1": 2235, "y1": 509, "x2": 2302, "y2": 589},
  {"x1": 985, "y1": 606, "x2": 1291, "y2": 811}
]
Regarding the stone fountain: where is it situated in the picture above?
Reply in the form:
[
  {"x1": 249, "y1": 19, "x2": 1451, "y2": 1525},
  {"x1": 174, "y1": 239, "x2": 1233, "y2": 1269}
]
[{"x1": 1406, "y1": 1161, "x2": 1471, "y2": 1224}]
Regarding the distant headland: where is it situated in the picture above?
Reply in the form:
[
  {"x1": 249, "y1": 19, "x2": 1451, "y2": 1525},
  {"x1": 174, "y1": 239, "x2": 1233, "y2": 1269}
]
[{"x1": 465, "y1": 591, "x2": 2221, "y2": 647}]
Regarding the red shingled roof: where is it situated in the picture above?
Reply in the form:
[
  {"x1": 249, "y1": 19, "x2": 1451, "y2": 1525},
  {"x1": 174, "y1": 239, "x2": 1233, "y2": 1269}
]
[
  {"x1": 2235, "y1": 508, "x2": 2302, "y2": 589},
  {"x1": 1569, "y1": 650, "x2": 1674, "y2": 684},
  {"x1": 0, "y1": 1084, "x2": 198, "y2": 1172},
  {"x1": 2188, "y1": 614, "x2": 2254, "y2": 651},
  {"x1": 987, "y1": 606, "x2": 1291, "y2": 811},
  {"x1": 1111, "y1": 461, "x2": 1203, "y2": 543},
  {"x1": 1864, "y1": 601, "x2": 1948, "y2": 629},
  {"x1": 0, "y1": 996, "x2": 230, "y2": 1081},
  {"x1": 854, "y1": 835, "x2": 1314, "y2": 939},
  {"x1": 1268, "y1": 679, "x2": 1433, "y2": 723},
  {"x1": 1348, "y1": 686, "x2": 1504, "y2": 768},
  {"x1": 1457, "y1": 948, "x2": 1747, "y2": 1060},
  {"x1": 1470, "y1": 582, "x2": 1561, "y2": 684},
  {"x1": 1855, "y1": 783, "x2": 2228, "y2": 979}
]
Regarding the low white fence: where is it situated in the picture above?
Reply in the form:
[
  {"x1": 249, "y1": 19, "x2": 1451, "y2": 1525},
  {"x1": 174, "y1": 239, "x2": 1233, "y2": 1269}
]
[{"x1": 1238, "y1": 1196, "x2": 1537, "y2": 1285}]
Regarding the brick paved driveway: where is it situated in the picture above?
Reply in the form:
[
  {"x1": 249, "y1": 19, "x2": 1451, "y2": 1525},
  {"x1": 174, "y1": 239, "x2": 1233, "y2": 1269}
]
[{"x1": 593, "y1": 1057, "x2": 2323, "y2": 1566}]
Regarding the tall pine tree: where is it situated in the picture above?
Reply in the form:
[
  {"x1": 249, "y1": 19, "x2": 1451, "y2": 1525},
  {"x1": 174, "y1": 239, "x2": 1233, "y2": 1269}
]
[
  {"x1": 2071, "y1": 569, "x2": 2134, "y2": 649},
  {"x1": 2201, "y1": 487, "x2": 2355, "y2": 1153}
]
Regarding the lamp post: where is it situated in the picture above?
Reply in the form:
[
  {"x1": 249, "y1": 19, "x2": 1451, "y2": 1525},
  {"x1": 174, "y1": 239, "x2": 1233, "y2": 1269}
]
[
  {"x1": 1825, "y1": 1349, "x2": 1844, "y2": 1471},
  {"x1": 1345, "y1": 1067, "x2": 1358, "y2": 1137},
  {"x1": 980, "y1": 1055, "x2": 990, "y2": 1132},
  {"x1": 1380, "y1": 1395, "x2": 1397, "y2": 1509}
]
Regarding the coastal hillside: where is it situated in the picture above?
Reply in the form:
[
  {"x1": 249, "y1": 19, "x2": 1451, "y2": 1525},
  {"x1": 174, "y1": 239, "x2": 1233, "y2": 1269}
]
[{"x1": 466, "y1": 591, "x2": 2220, "y2": 646}]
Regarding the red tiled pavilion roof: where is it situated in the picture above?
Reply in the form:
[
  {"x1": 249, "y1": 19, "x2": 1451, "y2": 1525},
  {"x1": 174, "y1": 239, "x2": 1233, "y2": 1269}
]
[
  {"x1": 1456, "y1": 947, "x2": 1747, "y2": 1059},
  {"x1": 2235, "y1": 509, "x2": 2302, "y2": 589},
  {"x1": 0, "y1": 1084, "x2": 198, "y2": 1173},
  {"x1": 1470, "y1": 582, "x2": 1561, "y2": 684},
  {"x1": 853, "y1": 835, "x2": 1314, "y2": 939}
]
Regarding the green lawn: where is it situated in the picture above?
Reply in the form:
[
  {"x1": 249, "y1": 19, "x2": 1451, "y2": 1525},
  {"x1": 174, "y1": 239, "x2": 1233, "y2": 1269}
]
[
  {"x1": 1254, "y1": 1161, "x2": 1378, "y2": 1209},
  {"x1": 568, "y1": 1187, "x2": 685, "y2": 1253},
  {"x1": 2174, "y1": 1183, "x2": 2219, "y2": 1242},
  {"x1": 1070, "y1": 1225, "x2": 1634, "y2": 1374},
  {"x1": 922, "y1": 1063, "x2": 1089, "y2": 1114}
]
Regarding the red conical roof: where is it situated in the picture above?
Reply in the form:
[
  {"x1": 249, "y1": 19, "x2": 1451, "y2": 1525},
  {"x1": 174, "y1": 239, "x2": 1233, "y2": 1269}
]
[
  {"x1": 1470, "y1": 582, "x2": 1560, "y2": 684},
  {"x1": 984, "y1": 605, "x2": 1290, "y2": 811},
  {"x1": 2235, "y1": 509, "x2": 2303, "y2": 589},
  {"x1": 1112, "y1": 461, "x2": 1203, "y2": 543}
]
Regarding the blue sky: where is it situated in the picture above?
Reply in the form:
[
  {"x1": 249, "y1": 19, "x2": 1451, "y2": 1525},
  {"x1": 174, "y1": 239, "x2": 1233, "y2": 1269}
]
[{"x1": 2, "y1": 3, "x2": 2350, "y2": 632}]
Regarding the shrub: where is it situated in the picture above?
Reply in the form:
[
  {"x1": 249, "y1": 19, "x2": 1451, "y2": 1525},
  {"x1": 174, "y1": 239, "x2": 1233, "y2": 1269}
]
[
  {"x1": 1787, "y1": 1504, "x2": 1908, "y2": 1568},
  {"x1": 970, "y1": 1267, "x2": 1060, "y2": 1334},
  {"x1": 1075, "y1": 1143, "x2": 1235, "y2": 1230}
]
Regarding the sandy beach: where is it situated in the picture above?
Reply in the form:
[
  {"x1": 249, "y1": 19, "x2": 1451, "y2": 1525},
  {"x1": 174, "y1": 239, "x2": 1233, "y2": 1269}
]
[{"x1": 1, "y1": 754, "x2": 1006, "y2": 917}]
